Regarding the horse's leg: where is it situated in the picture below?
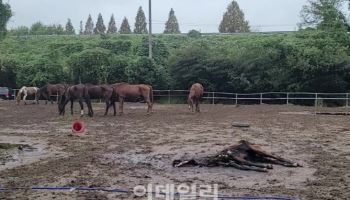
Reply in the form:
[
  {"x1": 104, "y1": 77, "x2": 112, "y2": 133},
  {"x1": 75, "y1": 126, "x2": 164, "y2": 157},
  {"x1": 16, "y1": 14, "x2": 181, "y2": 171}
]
[
  {"x1": 145, "y1": 96, "x2": 152, "y2": 114},
  {"x1": 104, "y1": 99, "x2": 110, "y2": 116},
  {"x1": 112, "y1": 100, "x2": 116, "y2": 116},
  {"x1": 60, "y1": 98, "x2": 70, "y2": 116},
  {"x1": 78, "y1": 99, "x2": 84, "y2": 116},
  {"x1": 119, "y1": 97, "x2": 124, "y2": 115},
  {"x1": 23, "y1": 92, "x2": 28, "y2": 105},
  {"x1": 70, "y1": 100, "x2": 74, "y2": 115},
  {"x1": 86, "y1": 99, "x2": 93, "y2": 117},
  {"x1": 50, "y1": 92, "x2": 54, "y2": 104},
  {"x1": 248, "y1": 144, "x2": 301, "y2": 167}
]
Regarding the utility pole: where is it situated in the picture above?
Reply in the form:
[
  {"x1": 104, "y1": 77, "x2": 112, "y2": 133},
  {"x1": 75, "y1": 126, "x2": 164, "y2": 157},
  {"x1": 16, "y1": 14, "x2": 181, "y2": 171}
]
[{"x1": 148, "y1": 0, "x2": 153, "y2": 58}]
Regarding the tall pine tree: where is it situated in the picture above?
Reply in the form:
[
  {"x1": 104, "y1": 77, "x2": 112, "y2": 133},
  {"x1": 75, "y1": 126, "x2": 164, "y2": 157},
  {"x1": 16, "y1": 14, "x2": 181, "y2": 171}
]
[
  {"x1": 65, "y1": 18, "x2": 75, "y2": 35},
  {"x1": 107, "y1": 14, "x2": 117, "y2": 34},
  {"x1": 164, "y1": 8, "x2": 180, "y2": 34},
  {"x1": 79, "y1": 21, "x2": 83, "y2": 35},
  {"x1": 134, "y1": 6, "x2": 148, "y2": 34},
  {"x1": 119, "y1": 17, "x2": 131, "y2": 34},
  {"x1": 219, "y1": 0, "x2": 250, "y2": 33},
  {"x1": 84, "y1": 14, "x2": 94, "y2": 35},
  {"x1": 94, "y1": 13, "x2": 106, "y2": 34}
]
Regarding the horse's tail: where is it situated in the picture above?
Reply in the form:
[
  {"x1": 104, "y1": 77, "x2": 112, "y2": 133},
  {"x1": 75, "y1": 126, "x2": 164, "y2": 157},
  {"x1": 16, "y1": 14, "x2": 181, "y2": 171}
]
[
  {"x1": 111, "y1": 86, "x2": 118, "y2": 103},
  {"x1": 149, "y1": 86, "x2": 154, "y2": 105}
]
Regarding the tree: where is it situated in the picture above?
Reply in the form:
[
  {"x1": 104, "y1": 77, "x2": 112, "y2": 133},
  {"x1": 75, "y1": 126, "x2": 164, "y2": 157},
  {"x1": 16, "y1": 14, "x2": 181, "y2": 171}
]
[
  {"x1": 219, "y1": 0, "x2": 250, "y2": 33},
  {"x1": 300, "y1": 0, "x2": 349, "y2": 31},
  {"x1": 65, "y1": 18, "x2": 75, "y2": 35},
  {"x1": 164, "y1": 8, "x2": 180, "y2": 34},
  {"x1": 94, "y1": 13, "x2": 106, "y2": 34},
  {"x1": 119, "y1": 17, "x2": 131, "y2": 34},
  {"x1": 107, "y1": 14, "x2": 117, "y2": 34},
  {"x1": 79, "y1": 21, "x2": 83, "y2": 35},
  {"x1": 84, "y1": 14, "x2": 94, "y2": 35},
  {"x1": 134, "y1": 6, "x2": 148, "y2": 34},
  {"x1": 0, "y1": 0, "x2": 12, "y2": 40}
]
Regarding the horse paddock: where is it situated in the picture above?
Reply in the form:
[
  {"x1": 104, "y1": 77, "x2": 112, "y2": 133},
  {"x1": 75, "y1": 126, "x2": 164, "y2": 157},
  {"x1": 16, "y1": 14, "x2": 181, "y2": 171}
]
[{"x1": 0, "y1": 101, "x2": 349, "y2": 200}]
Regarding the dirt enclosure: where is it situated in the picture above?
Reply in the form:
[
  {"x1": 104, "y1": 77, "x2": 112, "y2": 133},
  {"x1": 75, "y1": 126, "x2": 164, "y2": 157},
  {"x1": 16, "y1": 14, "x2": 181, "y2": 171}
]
[{"x1": 0, "y1": 101, "x2": 349, "y2": 200}]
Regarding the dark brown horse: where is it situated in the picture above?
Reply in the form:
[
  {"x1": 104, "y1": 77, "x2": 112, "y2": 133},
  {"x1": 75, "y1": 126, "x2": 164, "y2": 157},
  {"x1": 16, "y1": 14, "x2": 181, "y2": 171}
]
[
  {"x1": 39, "y1": 84, "x2": 67, "y2": 104},
  {"x1": 85, "y1": 84, "x2": 117, "y2": 116},
  {"x1": 111, "y1": 83, "x2": 153, "y2": 114},
  {"x1": 188, "y1": 83, "x2": 204, "y2": 112},
  {"x1": 58, "y1": 84, "x2": 93, "y2": 117}
]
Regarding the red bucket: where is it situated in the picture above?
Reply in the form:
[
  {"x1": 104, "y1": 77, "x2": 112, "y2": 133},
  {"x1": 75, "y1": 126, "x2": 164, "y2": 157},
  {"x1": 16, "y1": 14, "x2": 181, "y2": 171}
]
[{"x1": 71, "y1": 120, "x2": 85, "y2": 135}]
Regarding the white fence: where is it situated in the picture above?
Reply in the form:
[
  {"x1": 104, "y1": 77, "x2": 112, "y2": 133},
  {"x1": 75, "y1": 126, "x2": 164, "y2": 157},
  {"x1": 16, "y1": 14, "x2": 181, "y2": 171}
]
[{"x1": 10, "y1": 89, "x2": 350, "y2": 107}]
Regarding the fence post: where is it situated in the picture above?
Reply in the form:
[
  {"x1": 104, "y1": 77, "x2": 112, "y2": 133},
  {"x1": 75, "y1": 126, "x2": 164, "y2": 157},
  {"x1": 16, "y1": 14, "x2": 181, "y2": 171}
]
[
  {"x1": 346, "y1": 93, "x2": 349, "y2": 107},
  {"x1": 286, "y1": 93, "x2": 289, "y2": 106},
  {"x1": 260, "y1": 93, "x2": 263, "y2": 105},
  {"x1": 315, "y1": 93, "x2": 318, "y2": 108},
  {"x1": 235, "y1": 93, "x2": 238, "y2": 106},
  {"x1": 56, "y1": 91, "x2": 59, "y2": 103},
  {"x1": 168, "y1": 90, "x2": 171, "y2": 104},
  {"x1": 13, "y1": 90, "x2": 17, "y2": 102},
  {"x1": 212, "y1": 92, "x2": 215, "y2": 105}
]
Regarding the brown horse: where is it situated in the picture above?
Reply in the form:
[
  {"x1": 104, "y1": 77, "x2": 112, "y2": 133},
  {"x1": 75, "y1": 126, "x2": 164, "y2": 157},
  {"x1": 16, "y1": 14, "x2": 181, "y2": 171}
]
[
  {"x1": 111, "y1": 83, "x2": 153, "y2": 114},
  {"x1": 39, "y1": 84, "x2": 67, "y2": 104},
  {"x1": 85, "y1": 84, "x2": 117, "y2": 116},
  {"x1": 188, "y1": 83, "x2": 204, "y2": 112},
  {"x1": 16, "y1": 86, "x2": 40, "y2": 105},
  {"x1": 58, "y1": 84, "x2": 93, "y2": 117}
]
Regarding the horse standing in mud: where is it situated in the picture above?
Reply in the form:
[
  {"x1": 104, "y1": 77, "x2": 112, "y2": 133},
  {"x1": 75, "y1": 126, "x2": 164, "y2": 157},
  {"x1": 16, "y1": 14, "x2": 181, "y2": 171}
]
[
  {"x1": 111, "y1": 83, "x2": 154, "y2": 114},
  {"x1": 16, "y1": 86, "x2": 40, "y2": 105},
  {"x1": 85, "y1": 84, "x2": 117, "y2": 116},
  {"x1": 188, "y1": 83, "x2": 204, "y2": 112},
  {"x1": 58, "y1": 84, "x2": 94, "y2": 117},
  {"x1": 39, "y1": 84, "x2": 67, "y2": 104}
]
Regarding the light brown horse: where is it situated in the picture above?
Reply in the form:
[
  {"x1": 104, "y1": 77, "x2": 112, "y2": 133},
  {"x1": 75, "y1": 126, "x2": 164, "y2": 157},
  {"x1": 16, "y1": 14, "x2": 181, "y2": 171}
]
[
  {"x1": 111, "y1": 83, "x2": 153, "y2": 114},
  {"x1": 188, "y1": 83, "x2": 204, "y2": 112},
  {"x1": 39, "y1": 84, "x2": 67, "y2": 104},
  {"x1": 16, "y1": 86, "x2": 40, "y2": 105}
]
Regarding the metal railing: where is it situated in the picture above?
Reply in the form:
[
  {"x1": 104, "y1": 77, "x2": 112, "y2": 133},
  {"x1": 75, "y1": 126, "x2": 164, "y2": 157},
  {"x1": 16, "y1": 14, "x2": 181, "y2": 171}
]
[{"x1": 8, "y1": 89, "x2": 350, "y2": 108}]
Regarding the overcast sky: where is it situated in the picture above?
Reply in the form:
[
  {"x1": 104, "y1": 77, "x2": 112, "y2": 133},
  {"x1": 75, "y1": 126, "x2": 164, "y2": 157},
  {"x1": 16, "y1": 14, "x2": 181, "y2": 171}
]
[{"x1": 6, "y1": 0, "x2": 310, "y2": 33}]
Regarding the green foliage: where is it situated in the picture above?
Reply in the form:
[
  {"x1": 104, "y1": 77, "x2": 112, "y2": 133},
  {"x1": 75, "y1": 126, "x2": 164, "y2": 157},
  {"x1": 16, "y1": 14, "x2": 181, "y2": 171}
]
[
  {"x1": 134, "y1": 6, "x2": 148, "y2": 34},
  {"x1": 79, "y1": 21, "x2": 83, "y2": 35},
  {"x1": 99, "y1": 39, "x2": 132, "y2": 55},
  {"x1": 84, "y1": 15, "x2": 94, "y2": 35},
  {"x1": 65, "y1": 19, "x2": 75, "y2": 35},
  {"x1": 0, "y1": 0, "x2": 12, "y2": 40},
  {"x1": 300, "y1": 0, "x2": 349, "y2": 31},
  {"x1": 126, "y1": 57, "x2": 169, "y2": 89},
  {"x1": 187, "y1": 30, "x2": 202, "y2": 38},
  {"x1": 8, "y1": 26, "x2": 29, "y2": 36},
  {"x1": 135, "y1": 37, "x2": 169, "y2": 65},
  {"x1": 107, "y1": 15, "x2": 117, "y2": 34},
  {"x1": 1, "y1": 30, "x2": 350, "y2": 93},
  {"x1": 219, "y1": 0, "x2": 250, "y2": 33},
  {"x1": 94, "y1": 13, "x2": 106, "y2": 34},
  {"x1": 164, "y1": 8, "x2": 180, "y2": 34},
  {"x1": 0, "y1": 56, "x2": 17, "y2": 88},
  {"x1": 120, "y1": 17, "x2": 131, "y2": 34},
  {"x1": 68, "y1": 48, "x2": 111, "y2": 84},
  {"x1": 29, "y1": 22, "x2": 65, "y2": 35}
]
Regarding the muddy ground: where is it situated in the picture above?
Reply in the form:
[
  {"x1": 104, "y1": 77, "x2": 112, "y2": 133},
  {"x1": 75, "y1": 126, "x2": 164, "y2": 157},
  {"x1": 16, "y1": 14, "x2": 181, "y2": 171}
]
[{"x1": 0, "y1": 100, "x2": 349, "y2": 200}]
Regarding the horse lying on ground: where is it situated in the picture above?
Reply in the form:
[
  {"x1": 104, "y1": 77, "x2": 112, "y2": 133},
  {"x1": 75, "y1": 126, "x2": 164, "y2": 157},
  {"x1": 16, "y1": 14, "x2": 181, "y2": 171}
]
[
  {"x1": 58, "y1": 84, "x2": 93, "y2": 117},
  {"x1": 173, "y1": 140, "x2": 302, "y2": 172},
  {"x1": 39, "y1": 84, "x2": 67, "y2": 104},
  {"x1": 111, "y1": 83, "x2": 153, "y2": 114},
  {"x1": 16, "y1": 86, "x2": 40, "y2": 105},
  {"x1": 188, "y1": 83, "x2": 204, "y2": 112}
]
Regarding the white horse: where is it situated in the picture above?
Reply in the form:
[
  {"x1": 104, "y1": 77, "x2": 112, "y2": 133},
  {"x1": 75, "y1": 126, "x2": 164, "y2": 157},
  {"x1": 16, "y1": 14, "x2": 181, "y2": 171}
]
[{"x1": 16, "y1": 86, "x2": 40, "y2": 105}]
